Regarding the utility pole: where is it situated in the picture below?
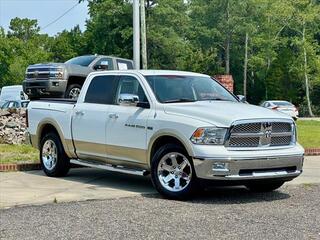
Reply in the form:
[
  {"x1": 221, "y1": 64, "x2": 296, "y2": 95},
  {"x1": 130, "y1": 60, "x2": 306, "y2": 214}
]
[
  {"x1": 133, "y1": 0, "x2": 140, "y2": 69},
  {"x1": 140, "y1": 0, "x2": 147, "y2": 69},
  {"x1": 243, "y1": 32, "x2": 248, "y2": 97}
]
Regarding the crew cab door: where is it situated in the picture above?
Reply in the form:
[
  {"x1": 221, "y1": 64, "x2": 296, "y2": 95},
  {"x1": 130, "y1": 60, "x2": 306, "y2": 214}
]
[
  {"x1": 72, "y1": 75, "x2": 118, "y2": 161},
  {"x1": 106, "y1": 75, "x2": 152, "y2": 165}
]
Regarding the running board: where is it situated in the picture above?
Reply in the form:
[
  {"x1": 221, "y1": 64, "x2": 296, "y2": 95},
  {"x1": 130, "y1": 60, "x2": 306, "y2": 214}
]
[{"x1": 70, "y1": 159, "x2": 149, "y2": 176}]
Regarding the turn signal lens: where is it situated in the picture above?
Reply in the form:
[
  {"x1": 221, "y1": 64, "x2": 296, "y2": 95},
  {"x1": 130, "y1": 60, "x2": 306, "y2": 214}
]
[{"x1": 192, "y1": 128, "x2": 205, "y2": 138}]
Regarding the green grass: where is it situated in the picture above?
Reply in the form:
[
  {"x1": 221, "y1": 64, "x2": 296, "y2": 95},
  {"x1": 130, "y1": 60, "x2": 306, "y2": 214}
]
[
  {"x1": 0, "y1": 144, "x2": 39, "y2": 164},
  {"x1": 296, "y1": 120, "x2": 320, "y2": 148}
]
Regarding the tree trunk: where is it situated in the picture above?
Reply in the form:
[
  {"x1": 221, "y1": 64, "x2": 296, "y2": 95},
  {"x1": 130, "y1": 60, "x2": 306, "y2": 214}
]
[
  {"x1": 265, "y1": 58, "x2": 270, "y2": 99},
  {"x1": 140, "y1": 0, "x2": 147, "y2": 69},
  {"x1": 243, "y1": 32, "x2": 248, "y2": 97},
  {"x1": 302, "y1": 21, "x2": 314, "y2": 117}
]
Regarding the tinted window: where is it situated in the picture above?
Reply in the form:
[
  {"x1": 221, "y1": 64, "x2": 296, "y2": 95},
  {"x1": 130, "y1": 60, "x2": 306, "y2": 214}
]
[
  {"x1": 7, "y1": 101, "x2": 16, "y2": 108},
  {"x1": 1, "y1": 102, "x2": 9, "y2": 108},
  {"x1": 116, "y1": 60, "x2": 134, "y2": 70},
  {"x1": 117, "y1": 76, "x2": 148, "y2": 103},
  {"x1": 94, "y1": 57, "x2": 113, "y2": 70},
  {"x1": 65, "y1": 56, "x2": 97, "y2": 67},
  {"x1": 21, "y1": 101, "x2": 29, "y2": 108},
  {"x1": 85, "y1": 75, "x2": 118, "y2": 104}
]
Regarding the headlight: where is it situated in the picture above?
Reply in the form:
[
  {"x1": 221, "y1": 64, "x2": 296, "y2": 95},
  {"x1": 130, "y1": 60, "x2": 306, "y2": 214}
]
[
  {"x1": 190, "y1": 127, "x2": 227, "y2": 145},
  {"x1": 50, "y1": 68, "x2": 64, "y2": 79}
]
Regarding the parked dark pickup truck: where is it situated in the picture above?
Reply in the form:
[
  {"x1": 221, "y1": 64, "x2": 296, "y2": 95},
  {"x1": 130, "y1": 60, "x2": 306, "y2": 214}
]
[{"x1": 23, "y1": 55, "x2": 134, "y2": 99}]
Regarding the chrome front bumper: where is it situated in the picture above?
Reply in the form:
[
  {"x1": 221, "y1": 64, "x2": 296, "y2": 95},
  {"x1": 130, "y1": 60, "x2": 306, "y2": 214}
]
[{"x1": 193, "y1": 154, "x2": 304, "y2": 181}]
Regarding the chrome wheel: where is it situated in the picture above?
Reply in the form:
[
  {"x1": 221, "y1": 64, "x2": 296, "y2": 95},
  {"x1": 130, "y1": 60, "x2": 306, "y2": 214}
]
[
  {"x1": 68, "y1": 87, "x2": 81, "y2": 99},
  {"x1": 157, "y1": 152, "x2": 192, "y2": 192},
  {"x1": 42, "y1": 139, "x2": 58, "y2": 171}
]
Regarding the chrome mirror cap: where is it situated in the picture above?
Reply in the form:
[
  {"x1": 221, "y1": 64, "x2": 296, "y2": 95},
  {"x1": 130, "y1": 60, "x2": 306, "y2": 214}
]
[{"x1": 118, "y1": 93, "x2": 139, "y2": 106}]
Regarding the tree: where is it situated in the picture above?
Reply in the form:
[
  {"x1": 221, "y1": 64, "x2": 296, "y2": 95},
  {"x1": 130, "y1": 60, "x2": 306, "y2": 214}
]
[
  {"x1": 287, "y1": 0, "x2": 320, "y2": 116},
  {"x1": 7, "y1": 17, "x2": 40, "y2": 41},
  {"x1": 84, "y1": 0, "x2": 133, "y2": 58},
  {"x1": 51, "y1": 26, "x2": 85, "y2": 62}
]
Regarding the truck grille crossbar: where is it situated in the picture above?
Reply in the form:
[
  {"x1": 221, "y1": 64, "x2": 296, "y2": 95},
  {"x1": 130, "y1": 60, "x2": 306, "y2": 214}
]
[
  {"x1": 226, "y1": 121, "x2": 294, "y2": 148},
  {"x1": 26, "y1": 68, "x2": 52, "y2": 80}
]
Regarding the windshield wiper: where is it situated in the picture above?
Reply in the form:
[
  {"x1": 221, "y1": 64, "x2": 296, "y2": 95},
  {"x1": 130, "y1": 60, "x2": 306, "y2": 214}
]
[{"x1": 164, "y1": 98, "x2": 196, "y2": 103}]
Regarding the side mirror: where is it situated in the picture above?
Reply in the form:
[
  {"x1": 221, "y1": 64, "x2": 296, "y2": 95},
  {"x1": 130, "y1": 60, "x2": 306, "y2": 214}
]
[
  {"x1": 237, "y1": 95, "x2": 247, "y2": 103},
  {"x1": 118, "y1": 94, "x2": 139, "y2": 106}
]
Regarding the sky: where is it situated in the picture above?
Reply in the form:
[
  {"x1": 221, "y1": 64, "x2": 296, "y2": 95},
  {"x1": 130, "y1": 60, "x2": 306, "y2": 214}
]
[{"x1": 0, "y1": 0, "x2": 89, "y2": 36}]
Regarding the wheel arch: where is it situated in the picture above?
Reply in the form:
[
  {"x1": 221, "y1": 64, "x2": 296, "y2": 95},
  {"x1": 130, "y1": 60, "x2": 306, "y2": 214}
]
[
  {"x1": 36, "y1": 119, "x2": 74, "y2": 158},
  {"x1": 148, "y1": 131, "x2": 194, "y2": 168},
  {"x1": 67, "y1": 75, "x2": 86, "y2": 88}
]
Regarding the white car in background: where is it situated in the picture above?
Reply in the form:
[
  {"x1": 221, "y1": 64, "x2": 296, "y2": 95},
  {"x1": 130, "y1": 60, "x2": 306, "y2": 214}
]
[
  {"x1": 261, "y1": 100, "x2": 299, "y2": 120},
  {"x1": 0, "y1": 85, "x2": 28, "y2": 107}
]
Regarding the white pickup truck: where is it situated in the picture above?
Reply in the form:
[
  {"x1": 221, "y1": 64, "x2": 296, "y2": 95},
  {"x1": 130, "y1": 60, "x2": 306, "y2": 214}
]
[{"x1": 27, "y1": 70, "x2": 304, "y2": 199}]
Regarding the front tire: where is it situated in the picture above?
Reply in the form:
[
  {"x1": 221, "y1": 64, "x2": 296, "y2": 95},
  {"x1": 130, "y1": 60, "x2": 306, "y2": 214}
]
[
  {"x1": 40, "y1": 132, "x2": 70, "y2": 177},
  {"x1": 65, "y1": 84, "x2": 82, "y2": 99},
  {"x1": 245, "y1": 180, "x2": 285, "y2": 192},
  {"x1": 151, "y1": 143, "x2": 197, "y2": 200}
]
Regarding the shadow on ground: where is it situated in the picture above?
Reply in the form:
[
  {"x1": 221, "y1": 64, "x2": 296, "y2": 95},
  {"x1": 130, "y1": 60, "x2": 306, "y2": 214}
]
[{"x1": 24, "y1": 167, "x2": 291, "y2": 204}]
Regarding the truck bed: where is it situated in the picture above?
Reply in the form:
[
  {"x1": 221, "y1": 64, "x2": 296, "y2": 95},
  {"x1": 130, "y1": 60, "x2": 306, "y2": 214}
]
[{"x1": 27, "y1": 99, "x2": 76, "y2": 154}]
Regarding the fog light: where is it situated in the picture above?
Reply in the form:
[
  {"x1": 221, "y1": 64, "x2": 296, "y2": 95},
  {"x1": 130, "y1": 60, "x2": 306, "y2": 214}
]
[
  {"x1": 212, "y1": 162, "x2": 229, "y2": 175},
  {"x1": 52, "y1": 82, "x2": 59, "y2": 87}
]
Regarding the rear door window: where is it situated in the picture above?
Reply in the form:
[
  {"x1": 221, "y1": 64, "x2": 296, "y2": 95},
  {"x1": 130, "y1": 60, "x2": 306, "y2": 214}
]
[{"x1": 85, "y1": 75, "x2": 118, "y2": 104}]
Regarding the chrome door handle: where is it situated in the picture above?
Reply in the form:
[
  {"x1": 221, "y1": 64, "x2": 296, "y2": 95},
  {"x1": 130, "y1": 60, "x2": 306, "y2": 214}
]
[
  {"x1": 75, "y1": 110, "x2": 84, "y2": 116},
  {"x1": 109, "y1": 113, "x2": 119, "y2": 119}
]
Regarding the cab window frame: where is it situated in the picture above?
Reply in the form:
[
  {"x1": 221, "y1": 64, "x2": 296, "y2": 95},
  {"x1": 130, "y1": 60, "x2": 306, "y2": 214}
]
[
  {"x1": 84, "y1": 75, "x2": 119, "y2": 105},
  {"x1": 115, "y1": 75, "x2": 150, "y2": 106}
]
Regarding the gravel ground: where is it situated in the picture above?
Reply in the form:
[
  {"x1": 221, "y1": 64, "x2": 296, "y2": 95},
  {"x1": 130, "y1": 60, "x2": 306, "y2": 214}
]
[{"x1": 1, "y1": 184, "x2": 319, "y2": 240}]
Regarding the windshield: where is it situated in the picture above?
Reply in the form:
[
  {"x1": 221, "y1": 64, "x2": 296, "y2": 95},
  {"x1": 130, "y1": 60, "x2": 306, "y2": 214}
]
[
  {"x1": 65, "y1": 56, "x2": 97, "y2": 67},
  {"x1": 272, "y1": 101, "x2": 293, "y2": 106},
  {"x1": 145, "y1": 75, "x2": 237, "y2": 103}
]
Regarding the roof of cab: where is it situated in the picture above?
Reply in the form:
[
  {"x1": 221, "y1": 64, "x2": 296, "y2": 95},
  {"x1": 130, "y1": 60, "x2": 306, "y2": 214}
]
[{"x1": 90, "y1": 69, "x2": 209, "y2": 77}]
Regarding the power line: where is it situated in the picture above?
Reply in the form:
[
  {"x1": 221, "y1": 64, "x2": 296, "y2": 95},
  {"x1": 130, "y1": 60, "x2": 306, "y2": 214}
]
[{"x1": 41, "y1": 1, "x2": 80, "y2": 31}]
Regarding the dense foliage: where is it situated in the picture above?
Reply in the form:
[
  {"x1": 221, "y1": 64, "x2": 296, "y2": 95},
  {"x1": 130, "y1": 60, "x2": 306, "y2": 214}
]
[{"x1": 0, "y1": 0, "x2": 319, "y2": 115}]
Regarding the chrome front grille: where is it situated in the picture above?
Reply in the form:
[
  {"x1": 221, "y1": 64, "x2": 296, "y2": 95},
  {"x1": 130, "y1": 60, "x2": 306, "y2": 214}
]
[
  {"x1": 226, "y1": 121, "x2": 294, "y2": 148},
  {"x1": 26, "y1": 68, "x2": 51, "y2": 80}
]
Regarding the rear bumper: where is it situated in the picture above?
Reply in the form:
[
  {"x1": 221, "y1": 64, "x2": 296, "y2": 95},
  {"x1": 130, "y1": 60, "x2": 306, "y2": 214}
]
[
  {"x1": 193, "y1": 145, "x2": 304, "y2": 181},
  {"x1": 23, "y1": 79, "x2": 67, "y2": 97}
]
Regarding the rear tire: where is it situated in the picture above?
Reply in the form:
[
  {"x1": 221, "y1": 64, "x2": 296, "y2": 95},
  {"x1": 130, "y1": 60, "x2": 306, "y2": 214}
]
[
  {"x1": 245, "y1": 180, "x2": 285, "y2": 192},
  {"x1": 65, "y1": 84, "x2": 82, "y2": 99},
  {"x1": 151, "y1": 143, "x2": 198, "y2": 200},
  {"x1": 40, "y1": 132, "x2": 70, "y2": 177}
]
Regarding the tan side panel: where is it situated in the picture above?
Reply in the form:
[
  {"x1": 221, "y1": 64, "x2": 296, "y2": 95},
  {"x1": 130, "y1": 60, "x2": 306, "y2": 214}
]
[
  {"x1": 65, "y1": 139, "x2": 77, "y2": 158},
  {"x1": 73, "y1": 140, "x2": 147, "y2": 165},
  {"x1": 107, "y1": 144, "x2": 147, "y2": 164},
  {"x1": 74, "y1": 140, "x2": 106, "y2": 160}
]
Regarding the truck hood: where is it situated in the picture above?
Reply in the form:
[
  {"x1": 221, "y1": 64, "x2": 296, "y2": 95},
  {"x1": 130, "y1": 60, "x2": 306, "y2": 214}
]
[
  {"x1": 28, "y1": 63, "x2": 65, "y2": 68},
  {"x1": 27, "y1": 63, "x2": 92, "y2": 77},
  {"x1": 164, "y1": 101, "x2": 292, "y2": 127}
]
